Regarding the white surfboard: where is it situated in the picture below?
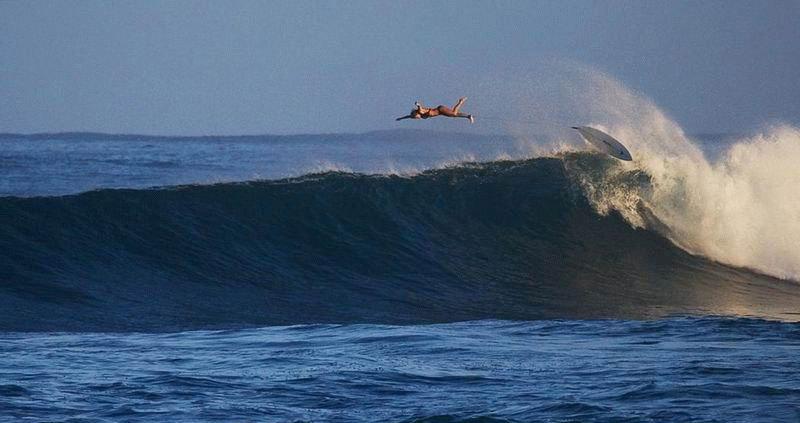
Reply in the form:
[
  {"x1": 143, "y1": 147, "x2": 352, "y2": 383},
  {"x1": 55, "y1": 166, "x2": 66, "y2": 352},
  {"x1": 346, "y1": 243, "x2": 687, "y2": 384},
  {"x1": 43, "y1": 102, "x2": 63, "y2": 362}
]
[{"x1": 572, "y1": 126, "x2": 633, "y2": 161}]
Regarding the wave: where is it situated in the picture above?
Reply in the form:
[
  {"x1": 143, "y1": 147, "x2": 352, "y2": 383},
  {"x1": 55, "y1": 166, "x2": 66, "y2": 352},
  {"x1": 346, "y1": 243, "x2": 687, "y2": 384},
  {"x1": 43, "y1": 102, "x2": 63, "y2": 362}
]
[{"x1": 2, "y1": 155, "x2": 799, "y2": 331}]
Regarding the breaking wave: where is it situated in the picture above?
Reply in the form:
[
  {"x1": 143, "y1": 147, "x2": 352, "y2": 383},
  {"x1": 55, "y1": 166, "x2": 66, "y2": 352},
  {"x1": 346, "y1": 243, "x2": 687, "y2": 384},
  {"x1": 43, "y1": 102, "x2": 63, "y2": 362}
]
[{"x1": 2, "y1": 156, "x2": 799, "y2": 331}]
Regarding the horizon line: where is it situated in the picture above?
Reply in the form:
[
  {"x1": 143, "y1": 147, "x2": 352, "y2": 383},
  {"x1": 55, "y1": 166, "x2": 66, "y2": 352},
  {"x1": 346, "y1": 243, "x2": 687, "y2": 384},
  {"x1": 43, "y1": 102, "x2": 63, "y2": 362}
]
[
  {"x1": 0, "y1": 127, "x2": 489, "y2": 139},
  {"x1": 0, "y1": 128, "x2": 739, "y2": 140}
]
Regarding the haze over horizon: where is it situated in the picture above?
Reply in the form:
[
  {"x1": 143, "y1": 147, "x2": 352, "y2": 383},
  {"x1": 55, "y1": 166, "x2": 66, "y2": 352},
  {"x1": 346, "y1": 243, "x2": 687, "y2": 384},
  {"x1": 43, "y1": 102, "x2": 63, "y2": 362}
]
[{"x1": 2, "y1": 0, "x2": 798, "y2": 136}]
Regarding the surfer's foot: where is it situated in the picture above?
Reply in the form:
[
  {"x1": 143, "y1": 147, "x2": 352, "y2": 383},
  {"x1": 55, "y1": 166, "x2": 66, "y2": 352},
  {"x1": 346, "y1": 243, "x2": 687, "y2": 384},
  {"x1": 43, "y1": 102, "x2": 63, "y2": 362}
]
[{"x1": 468, "y1": 115, "x2": 474, "y2": 124}]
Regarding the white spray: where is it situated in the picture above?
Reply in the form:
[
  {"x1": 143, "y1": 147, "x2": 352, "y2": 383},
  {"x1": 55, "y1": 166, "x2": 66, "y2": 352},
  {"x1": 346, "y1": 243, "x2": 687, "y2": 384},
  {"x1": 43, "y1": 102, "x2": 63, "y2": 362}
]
[{"x1": 560, "y1": 70, "x2": 800, "y2": 281}]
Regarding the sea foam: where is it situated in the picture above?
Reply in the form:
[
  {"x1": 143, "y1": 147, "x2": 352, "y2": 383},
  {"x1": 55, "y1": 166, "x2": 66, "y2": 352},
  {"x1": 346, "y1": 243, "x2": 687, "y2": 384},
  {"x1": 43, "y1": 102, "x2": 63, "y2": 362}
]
[{"x1": 566, "y1": 70, "x2": 800, "y2": 281}]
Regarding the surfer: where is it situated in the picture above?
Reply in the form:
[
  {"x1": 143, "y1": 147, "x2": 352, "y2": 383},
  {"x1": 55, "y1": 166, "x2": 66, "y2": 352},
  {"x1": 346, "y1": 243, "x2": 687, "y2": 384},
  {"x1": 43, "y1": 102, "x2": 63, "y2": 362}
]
[{"x1": 396, "y1": 97, "x2": 475, "y2": 123}]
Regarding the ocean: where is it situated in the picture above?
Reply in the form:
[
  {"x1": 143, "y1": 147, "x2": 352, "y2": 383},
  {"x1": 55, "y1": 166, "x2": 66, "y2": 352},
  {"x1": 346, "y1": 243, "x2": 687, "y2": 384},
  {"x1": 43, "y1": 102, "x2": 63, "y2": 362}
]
[{"x1": 1, "y1": 128, "x2": 799, "y2": 422}]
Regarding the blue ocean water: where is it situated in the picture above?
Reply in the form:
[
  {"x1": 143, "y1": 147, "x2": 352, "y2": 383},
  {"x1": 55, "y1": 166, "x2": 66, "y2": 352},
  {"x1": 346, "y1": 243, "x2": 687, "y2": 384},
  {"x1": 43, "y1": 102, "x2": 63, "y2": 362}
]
[
  {"x1": 1, "y1": 130, "x2": 799, "y2": 422},
  {"x1": 2, "y1": 319, "x2": 799, "y2": 422},
  {"x1": 0, "y1": 130, "x2": 511, "y2": 197}
]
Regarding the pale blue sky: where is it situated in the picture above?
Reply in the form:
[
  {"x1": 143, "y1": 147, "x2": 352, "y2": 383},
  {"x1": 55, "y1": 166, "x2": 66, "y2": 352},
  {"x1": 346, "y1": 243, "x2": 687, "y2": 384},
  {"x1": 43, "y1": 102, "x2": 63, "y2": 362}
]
[{"x1": 1, "y1": 0, "x2": 798, "y2": 135}]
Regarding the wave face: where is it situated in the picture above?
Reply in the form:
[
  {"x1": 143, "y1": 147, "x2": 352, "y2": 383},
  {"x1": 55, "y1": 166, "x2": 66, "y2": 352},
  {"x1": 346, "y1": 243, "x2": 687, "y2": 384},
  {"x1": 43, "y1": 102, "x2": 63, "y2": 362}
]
[{"x1": 2, "y1": 155, "x2": 799, "y2": 331}]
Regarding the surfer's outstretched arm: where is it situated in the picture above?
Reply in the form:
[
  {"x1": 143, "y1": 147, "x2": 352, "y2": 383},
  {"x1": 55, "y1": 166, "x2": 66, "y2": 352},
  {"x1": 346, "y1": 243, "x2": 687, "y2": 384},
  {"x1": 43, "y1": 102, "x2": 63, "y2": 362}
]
[{"x1": 396, "y1": 114, "x2": 413, "y2": 121}]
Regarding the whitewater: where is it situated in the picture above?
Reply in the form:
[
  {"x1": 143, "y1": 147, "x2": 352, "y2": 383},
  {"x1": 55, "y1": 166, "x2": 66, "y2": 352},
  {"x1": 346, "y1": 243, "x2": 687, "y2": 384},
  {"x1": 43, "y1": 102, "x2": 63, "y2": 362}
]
[{"x1": 551, "y1": 71, "x2": 800, "y2": 282}]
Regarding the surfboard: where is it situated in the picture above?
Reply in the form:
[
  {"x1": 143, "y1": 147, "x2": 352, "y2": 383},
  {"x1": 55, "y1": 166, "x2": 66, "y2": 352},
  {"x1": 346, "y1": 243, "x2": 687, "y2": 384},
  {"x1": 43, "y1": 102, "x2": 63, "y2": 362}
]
[{"x1": 572, "y1": 126, "x2": 633, "y2": 161}]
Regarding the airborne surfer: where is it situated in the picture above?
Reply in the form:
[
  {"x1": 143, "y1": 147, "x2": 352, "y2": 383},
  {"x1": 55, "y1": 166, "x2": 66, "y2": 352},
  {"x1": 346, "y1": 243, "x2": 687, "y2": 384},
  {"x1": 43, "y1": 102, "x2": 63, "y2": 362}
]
[{"x1": 396, "y1": 97, "x2": 474, "y2": 123}]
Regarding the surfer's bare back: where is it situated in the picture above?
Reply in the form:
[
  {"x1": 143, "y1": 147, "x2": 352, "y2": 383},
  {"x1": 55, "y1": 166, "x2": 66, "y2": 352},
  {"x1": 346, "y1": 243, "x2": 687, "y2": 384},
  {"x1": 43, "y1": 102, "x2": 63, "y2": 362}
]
[{"x1": 396, "y1": 97, "x2": 474, "y2": 123}]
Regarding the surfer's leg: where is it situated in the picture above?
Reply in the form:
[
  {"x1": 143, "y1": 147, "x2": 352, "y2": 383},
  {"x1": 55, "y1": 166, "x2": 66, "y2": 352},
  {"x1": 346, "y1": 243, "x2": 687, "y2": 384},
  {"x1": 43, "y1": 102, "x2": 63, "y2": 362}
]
[
  {"x1": 452, "y1": 97, "x2": 467, "y2": 113},
  {"x1": 454, "y1": 112, "x2": 473, "y2": 123},
  {"x1": 453, "y1": 110, "x2": 474, "y2": 123},
  {"x1": 436, "y1": 106, "x2": 473, "y2": 123}
]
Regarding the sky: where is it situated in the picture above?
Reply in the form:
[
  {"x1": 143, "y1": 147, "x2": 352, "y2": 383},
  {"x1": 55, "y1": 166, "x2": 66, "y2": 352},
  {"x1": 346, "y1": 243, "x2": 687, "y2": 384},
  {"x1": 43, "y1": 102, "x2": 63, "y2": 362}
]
[{"x1": 1, "y1": 0, "x2": 799, "y2": 135}]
